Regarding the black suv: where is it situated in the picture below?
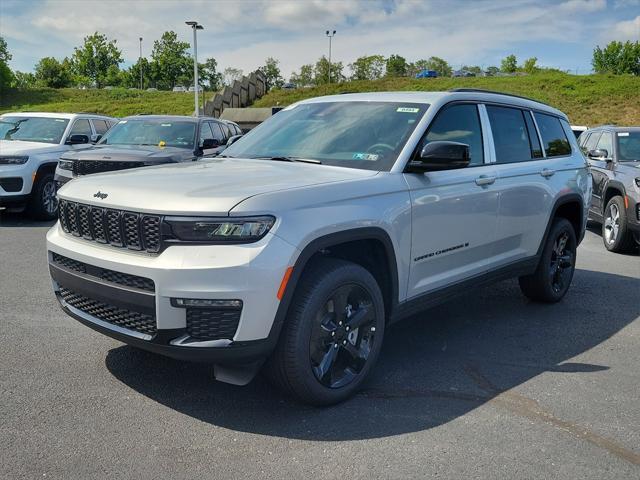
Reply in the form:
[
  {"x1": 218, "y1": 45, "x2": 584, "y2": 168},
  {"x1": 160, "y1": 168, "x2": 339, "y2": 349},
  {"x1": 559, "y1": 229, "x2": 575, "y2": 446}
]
[
  {"x1": 55, "y1": 115, "x2": 242, "y2": 188},
  {"x1": 578, "y1": 126, "x2": 640, "y2": 252}
]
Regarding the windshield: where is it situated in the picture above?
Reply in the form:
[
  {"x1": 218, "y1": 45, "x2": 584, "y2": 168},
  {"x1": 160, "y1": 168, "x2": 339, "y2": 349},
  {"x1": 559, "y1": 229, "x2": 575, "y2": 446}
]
[
  {"x1": 222, "y1": 101, "x2": 429, "y2": 171},
  {"x1": 616, "y1": 132, "x2": 640, "y2": 162},
  {"x1": 0, "y1": 116, "x2": 70, "y2": 144},
  {"x1": 99, "y1": 119, "x2": 196, "y2": 149}
]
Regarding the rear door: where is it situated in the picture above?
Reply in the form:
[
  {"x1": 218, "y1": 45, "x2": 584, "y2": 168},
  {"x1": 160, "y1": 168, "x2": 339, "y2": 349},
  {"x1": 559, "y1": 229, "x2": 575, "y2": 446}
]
[
  {"x1": 489, "y1": 106, "x2": 572, "y2": 265},
  {"x1": 404, "y1": 102, "x2": 499, "y2": 297}
]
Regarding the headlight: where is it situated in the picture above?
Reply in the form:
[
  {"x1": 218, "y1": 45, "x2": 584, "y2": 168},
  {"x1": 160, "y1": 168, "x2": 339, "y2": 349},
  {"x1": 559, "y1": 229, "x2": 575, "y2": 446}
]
[
  {"x1": 58, "y1": 159, "x2": 74, "y2": 171},
  {"x1": 165, "y1": 216, "x2": 275, "y2": 243},
  {"x1": 0, "y1": 156, "x2": 29, "y2": 165}
]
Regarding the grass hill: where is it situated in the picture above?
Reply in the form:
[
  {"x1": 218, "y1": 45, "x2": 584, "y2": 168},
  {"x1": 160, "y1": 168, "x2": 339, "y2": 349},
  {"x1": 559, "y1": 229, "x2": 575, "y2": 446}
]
[
  {"x1": 1, "y1": 73, "x2": 638, "y2": 125},
  {"x1": 254, "y1": 73, "x2": 640, "y2": 126}
]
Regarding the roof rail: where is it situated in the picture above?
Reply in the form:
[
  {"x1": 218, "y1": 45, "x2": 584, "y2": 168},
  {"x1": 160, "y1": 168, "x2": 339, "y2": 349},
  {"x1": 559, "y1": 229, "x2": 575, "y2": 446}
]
[{"x1": 448, "y1": 88, "x2": 550, "y2": 107}]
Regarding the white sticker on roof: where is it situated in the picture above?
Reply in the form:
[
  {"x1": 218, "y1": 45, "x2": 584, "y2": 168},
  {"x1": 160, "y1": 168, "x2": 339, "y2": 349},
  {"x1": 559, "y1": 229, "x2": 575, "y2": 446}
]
[
  {"x1": 119, "y1": 120, "x2": 127, "y2": 124},
  {"x1": 617, "y1": 132, "x2": 629, "y2": 137}
]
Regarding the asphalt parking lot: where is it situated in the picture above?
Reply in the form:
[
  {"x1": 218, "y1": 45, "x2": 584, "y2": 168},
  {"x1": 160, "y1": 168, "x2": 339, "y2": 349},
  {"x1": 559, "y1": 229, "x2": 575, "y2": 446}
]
[{"x1": 1, "y1": 213, "x2": 639, "y2": 479}]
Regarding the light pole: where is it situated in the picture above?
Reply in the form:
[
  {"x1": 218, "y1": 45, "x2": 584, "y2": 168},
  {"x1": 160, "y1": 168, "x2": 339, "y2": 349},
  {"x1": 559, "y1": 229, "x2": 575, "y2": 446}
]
[
  {"x1": 186, "y1": 21, "x2": 204, "y2": 116},
  {"x1": 325, "y1": 30, "x2": 336, "y2": 83},
  {"x1": 139, "y1": 37, "x2": 143, "y2": 90}
]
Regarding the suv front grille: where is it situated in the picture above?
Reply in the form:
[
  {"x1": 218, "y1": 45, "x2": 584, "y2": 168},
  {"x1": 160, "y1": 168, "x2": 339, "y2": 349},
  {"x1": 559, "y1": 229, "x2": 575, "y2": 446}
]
[
  {"x1": 186, "y1": 308, "x2": 241, "y2": 341},
  {"x1": 72, "y1": 160, "x2": 145, "y2": 176},
  {"x1": 59, "y1": 286, "x2": 156, "y2": 336},
  {"x1": 51, "y1": 252, "x2": 155, "y2": 292},
  {"x1": 58, "y1": 200, "x2": 161, "y2": 253}
]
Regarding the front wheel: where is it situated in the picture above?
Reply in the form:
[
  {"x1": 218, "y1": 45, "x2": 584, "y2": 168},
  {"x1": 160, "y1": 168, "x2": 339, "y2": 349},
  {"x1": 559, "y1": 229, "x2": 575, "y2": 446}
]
[
  {"x1": 27, "y1": 173, "x2": 58, "y2": 220},
  {"x1": 519, "y1": 218, "x2": 577, "y2": 303},
  {"x1": 265, "y1": 258, "x2": 385, "y2": 405}
]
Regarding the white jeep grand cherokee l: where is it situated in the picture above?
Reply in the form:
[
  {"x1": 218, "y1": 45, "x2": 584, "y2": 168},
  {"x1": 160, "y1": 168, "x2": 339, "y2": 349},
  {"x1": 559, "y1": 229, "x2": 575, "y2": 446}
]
[
  {"x1": 47, "y1": 90, "x2": 590, "y2": 405},
  {"x1": 0, "y1": 112, "x2": 116, "y2": 219}
]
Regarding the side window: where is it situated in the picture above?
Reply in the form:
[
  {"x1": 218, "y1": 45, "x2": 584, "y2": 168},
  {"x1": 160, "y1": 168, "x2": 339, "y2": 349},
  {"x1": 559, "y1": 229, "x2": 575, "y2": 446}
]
[
  {"x1": 219, "y1": 122, "x2": 232, "y2": 140},
  {"x1": 420, "y1": 103, "x2": 484, "y2": 166},
  {"x1": 92, "y1": 119, "x2": 110, "y2": 135},
  {"x1": 199, "y1": 122, "x2": 214, "y2": 147},
  {"x1": 578, "y1": 133, "x2": 590, "y2": 153},
  {"x1": 486, "y1": 105, "x2": 532, "y2": 163},
  {"x1": 533, "y1": 112, "x2": 571, "y2": 157},
  {"x1": 69, "y1": 118, "x2": 92, "y2": 137},
  {"x1": 210, "y1": 123, "x2": 226, "y2": 143},
  {"x1": 523, "y1": 111, "x2": 543, "y2": 158},
  {"x1": 596, "y1": 132, "x2": 613, "y2": 158},
  {"x1": 584, "y1": 132, "x2": 601, "y2": 152}
]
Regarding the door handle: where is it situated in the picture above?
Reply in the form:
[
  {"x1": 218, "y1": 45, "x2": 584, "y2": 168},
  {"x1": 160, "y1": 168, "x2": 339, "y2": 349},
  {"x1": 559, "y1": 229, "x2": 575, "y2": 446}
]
[
  {"x1": 540, "y1": 168, "x2": 556, "y2": 178},
  {"x1": 475, "y1": 175, "x2": 496, "y2": 186}
]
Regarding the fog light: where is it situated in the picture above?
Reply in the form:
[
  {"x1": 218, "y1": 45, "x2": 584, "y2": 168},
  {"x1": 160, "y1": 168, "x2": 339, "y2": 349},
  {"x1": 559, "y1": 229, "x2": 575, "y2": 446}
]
[{"x1": 171, "y1": 298, "x2": 242, "y2": 309}]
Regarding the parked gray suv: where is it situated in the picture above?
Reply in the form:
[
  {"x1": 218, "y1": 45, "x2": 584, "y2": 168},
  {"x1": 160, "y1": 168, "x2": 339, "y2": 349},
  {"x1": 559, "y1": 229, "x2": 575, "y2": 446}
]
[
  {"x1": 578, "y1": 126, "x2": 640, "y2": 252},
  {"x1": 48, "y1": 90, "x2": 590, "y2": 405}
]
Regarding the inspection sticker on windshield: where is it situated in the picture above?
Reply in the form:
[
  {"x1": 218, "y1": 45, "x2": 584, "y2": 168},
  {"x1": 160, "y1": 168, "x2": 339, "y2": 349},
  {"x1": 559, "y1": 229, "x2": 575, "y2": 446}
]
[
  {"x1": 618, "y1": 132, "x2": 629, "y2": 137},
  {"x1": 352, "y1": 153, "x2": 379, "y2": 161},
  {"x1": 397, "y1": 107, "x2": 420, "y2": 113}
]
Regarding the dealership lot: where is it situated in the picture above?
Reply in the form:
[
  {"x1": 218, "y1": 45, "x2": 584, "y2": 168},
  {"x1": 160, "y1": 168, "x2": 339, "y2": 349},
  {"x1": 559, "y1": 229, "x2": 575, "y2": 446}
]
[{"x1": 1, "y1": 214, "x2": 638, "y2": 479}]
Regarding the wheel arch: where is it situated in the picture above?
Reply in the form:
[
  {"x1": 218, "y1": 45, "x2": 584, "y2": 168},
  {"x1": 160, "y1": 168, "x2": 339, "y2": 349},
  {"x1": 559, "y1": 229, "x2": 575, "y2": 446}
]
[
  {"x1": 603, "y1": 181, "x2": 626, "y2": 212},
  {"x1": 537, "y1": 193, "x2": 585, "y2": 255}
]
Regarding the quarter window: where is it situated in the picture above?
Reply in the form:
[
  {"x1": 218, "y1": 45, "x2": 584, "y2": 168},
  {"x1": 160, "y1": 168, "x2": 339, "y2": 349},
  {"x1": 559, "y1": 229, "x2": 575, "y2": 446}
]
[
  {"x1": 421, "y1": 104, "x2": 484, "y2": 166},
  {"x1": 596, "y1": 133, "x2": 613, "y2": 158},
  {"x1": 92, "y1": 119, "x2": 110, "y2": 135},
  {"x1": 69, "y1": 119, "x2": 92, "y2": 137},
  {"x1": 533, "y1": 112, "x2": 571, "y2": 157},
  {"x1": 486, "y1": 105, "x2": 532, "y2": 163},
  {"x1": 210, "y1": 123, "x2": 226, "y2": 143}
]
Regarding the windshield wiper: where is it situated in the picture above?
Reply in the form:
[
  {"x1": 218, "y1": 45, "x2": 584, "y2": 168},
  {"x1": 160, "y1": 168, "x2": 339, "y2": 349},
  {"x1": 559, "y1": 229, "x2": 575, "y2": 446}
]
[{"x1": 254, "y1": 156, "x2": 322, "y2": 164}]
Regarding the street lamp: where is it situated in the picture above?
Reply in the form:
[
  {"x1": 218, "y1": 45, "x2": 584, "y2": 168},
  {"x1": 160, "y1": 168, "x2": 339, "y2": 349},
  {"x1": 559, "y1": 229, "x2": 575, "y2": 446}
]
[
  {"x1": 186, "y1": 21, "x2": 204, "y2": 116},
  {"x1": 325, "y1": 30, "x2": 336, "y2": 84},
  {"x1": 139, "y1": 37, "x2": 143, "y2": 90}
]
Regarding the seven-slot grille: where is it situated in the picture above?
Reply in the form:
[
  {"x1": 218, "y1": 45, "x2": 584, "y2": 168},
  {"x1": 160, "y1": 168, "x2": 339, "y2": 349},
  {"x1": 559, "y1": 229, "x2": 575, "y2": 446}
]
[
  {"x1": 72, "y1": 160, "x2": 145, "y2": 176},
  {"x1": 58, "y1": 199, "x2": 161, "y2": 253}
]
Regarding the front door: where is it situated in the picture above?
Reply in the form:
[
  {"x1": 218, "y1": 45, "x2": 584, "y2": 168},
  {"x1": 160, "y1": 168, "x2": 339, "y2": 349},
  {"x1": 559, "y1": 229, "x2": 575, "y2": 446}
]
[
  {"x1": 404, "y1": 103, "x2": 499, "y2": 298},
  {"x1": 588, "y1": 131, "x2": 613, "y2": 217}
]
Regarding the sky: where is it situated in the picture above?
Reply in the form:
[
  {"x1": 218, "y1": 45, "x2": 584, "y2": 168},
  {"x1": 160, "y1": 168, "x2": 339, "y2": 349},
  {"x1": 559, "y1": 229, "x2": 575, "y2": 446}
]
[{"x1": 1, "y1": 0, "x2": 639, "y2": 78}]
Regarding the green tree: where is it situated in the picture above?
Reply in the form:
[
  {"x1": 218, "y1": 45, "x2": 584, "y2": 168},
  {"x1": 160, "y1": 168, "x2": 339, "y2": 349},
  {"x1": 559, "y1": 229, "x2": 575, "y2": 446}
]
[
  {"x1": 123, "y1": 57, "x2": 151, "y2": 89},
  {"x1": 485, "y1": 66, "x2": 499, "y2": 76},
  {"x1": 290, "y1": 64, "x2": 314, "y2": 86},
  {"x1": 522, "y1": 57, "x2": 539, "y2": 74},
  {"x1": 223, "y1": 67, "x2": 243, "y2": 86},
  {"x1": 151, "y1": 31, "x2": 191, "y2": 89},
  {"x1": 314, "y1": 55, "x2": 344, "y2": 84},
  {"x1": 462, "y1": 65, "x2": 483, "y2": 75},
  {"x1": 592, "y1": 41, "x2": 640, "y2": 75},
  {"x1": 0, "y1": 36, "x2": 15, "y2": 91},
  {"x1": 500, "y1": 54, "x2": 517, "y2": 73},
  {"x1": 71, "y1": 32, "x2": 123, "y2": 87},
  {"x1": 34, "y1": 57, "x2": 73, "y2": 88},
  {"x1": 260, "y1": 57, "x2": 284, "y2": 89},
  {"x1": 423, "y1": 56, "x2": 452, "y2": 77},
  {"x1": 201, "y1": 57, "x2": 223, "y2": 91},
  {"x1": 349, "y1": 55, "x2": 386, "y2": 80},
  {"x1": 385, "y1": 54, "x2": 408, "y2": 77},
  {"x1": 13, "y1": 71, "x2": 36, "y2": 88}
]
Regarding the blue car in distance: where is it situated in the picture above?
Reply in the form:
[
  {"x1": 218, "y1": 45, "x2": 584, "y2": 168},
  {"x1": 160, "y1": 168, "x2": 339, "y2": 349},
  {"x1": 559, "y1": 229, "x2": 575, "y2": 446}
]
[{"x1": 416, "y1": 70, "x2": 438, "y2": 78}]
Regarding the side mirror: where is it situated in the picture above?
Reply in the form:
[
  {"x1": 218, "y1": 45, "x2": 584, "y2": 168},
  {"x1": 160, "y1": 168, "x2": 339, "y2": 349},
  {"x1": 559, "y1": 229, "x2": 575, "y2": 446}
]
[
  {"x1": 407, "y1": 141, "x2": 470, "y2": 172},
  {"x1": 202, "y1": 138, "x2": 221, "y2": 149},
  {"x1": 226, "y1": 134, "x2": 243, "y2": 147},
  {"x1": 587, "y1": 149, "x2": 609, "y2": 161},
  {"x1": 66, "y1": 134, "x2": 90, "y2": 145}
]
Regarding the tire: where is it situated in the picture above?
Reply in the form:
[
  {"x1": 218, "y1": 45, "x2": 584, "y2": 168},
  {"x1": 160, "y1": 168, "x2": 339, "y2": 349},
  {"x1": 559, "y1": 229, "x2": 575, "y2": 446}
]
[
  {"x1": 519, "y1": 218, "x2": 577, "y2": 303},
  {"x1": 602, "y1": 196, "x2": 635, "y2": 253},
  {"x1": 27, "y1": 172, "x2": 58, "y2": 220},
  {"x1": 265, "y1": 258, "x2": 385, "y2": 406}
]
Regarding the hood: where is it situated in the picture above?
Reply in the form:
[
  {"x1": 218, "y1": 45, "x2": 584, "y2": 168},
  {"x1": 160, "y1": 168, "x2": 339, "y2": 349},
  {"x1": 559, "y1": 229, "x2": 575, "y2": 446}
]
[
  {"x1": 60, "y1": 145, "x2": 191, "y2": 163},
  {"x1": 57, "y1": 157, "x2": 378, "y2": 215},
  {"x1": 0, "y1": 139, "x2": 64, "y2": 155}
]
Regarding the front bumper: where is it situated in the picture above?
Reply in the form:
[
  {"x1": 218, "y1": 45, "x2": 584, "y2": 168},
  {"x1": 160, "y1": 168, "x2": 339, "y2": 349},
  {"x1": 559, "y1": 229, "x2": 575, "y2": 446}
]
[
  {"x1": 0, "y1": 163, "x2": 35, "y2": 197},
  {"x1": 47, "y1": 222, "x2": 300, "y2": 363}
]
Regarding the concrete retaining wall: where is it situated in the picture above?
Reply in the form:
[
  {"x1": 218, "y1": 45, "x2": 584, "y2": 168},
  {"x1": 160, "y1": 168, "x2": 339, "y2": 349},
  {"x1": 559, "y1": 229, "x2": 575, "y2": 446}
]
[{"x1": 204, "y1": 70, "x2": 267, "y2": 118}]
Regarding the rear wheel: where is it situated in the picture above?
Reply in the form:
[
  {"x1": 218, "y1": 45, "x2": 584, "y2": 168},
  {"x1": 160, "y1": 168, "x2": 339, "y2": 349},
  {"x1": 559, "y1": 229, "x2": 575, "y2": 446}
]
[
  {"x1": 519, "y1": 218, "x2": 577, "y2": 303},
  {"x1": 602, "y1": 196, "x2": 635, "y2": 253},
  {"x1": 27, "y1": 172, "x2": 58, "y2": 220},
  {"x1": 265, "y1": 258, "x2": 385, "y2": 405}
]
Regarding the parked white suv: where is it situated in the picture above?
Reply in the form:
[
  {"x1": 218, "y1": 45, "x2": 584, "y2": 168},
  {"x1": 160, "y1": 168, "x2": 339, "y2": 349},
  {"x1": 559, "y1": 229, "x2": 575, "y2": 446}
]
[
  {"x1": 0, "y1": 112, "x2": 116, "y2": 219},
  {"x1": 47, "y1": 90, "x2": 590, "y2": 404}
]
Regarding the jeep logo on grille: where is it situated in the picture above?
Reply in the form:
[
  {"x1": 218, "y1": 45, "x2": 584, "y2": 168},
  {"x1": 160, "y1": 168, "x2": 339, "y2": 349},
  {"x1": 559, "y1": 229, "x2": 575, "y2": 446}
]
[{"x1": 93, "y1": 191, "x2": 108, "y2": 200}]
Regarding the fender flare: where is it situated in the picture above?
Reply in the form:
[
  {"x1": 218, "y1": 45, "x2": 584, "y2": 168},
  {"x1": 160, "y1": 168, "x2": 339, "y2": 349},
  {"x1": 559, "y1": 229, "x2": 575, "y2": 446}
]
[{"x1": 536, "y1": 193, "x2": 585, "y2": 256}]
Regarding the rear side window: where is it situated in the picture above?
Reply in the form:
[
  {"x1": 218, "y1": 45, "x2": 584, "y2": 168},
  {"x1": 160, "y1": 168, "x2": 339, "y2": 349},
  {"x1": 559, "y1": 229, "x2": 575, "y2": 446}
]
[
  {"x1": 199, "y1": 122, "x2": 214, "y2": 147},
  {"x1": 486, "y1": 105, "x2": 532, "y2": 163},
  {"x1": 523, "y1": 111, "x2": 543, "y2": 158},
  {"x1": 422, "y1": 104, "x2": 484, "y2": 166},
  {"x1": 69, "y1": 119, "x2": 92, "y2": 137},
  {"x1": 92, "y1": 119, "x2": 110, "y2": 135},
  {"x1": 210, "y1": 122, "x2": 226, "y2": 143},
  {"x1": 533, "y1": 112, "x2": 571, "y2": 157}
]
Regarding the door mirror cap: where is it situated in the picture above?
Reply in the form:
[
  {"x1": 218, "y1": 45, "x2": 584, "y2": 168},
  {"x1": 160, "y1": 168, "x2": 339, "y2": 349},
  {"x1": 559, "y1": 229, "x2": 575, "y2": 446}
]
[
  {"x1": 407, "y1": 141, "x2": 471, "y2": 172},
  {"x1": 66, "y1": 134, "x2": 90, "y2": 145},
  {"x1": 226, "y1": 134, "x2": 243, "y2": 147},
  {"x1": 201, "y1": 138, "x2": 220, "y2": 149},
  {"x1": 587, "y1": 149, "x2": 610, "y2": 161}
]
